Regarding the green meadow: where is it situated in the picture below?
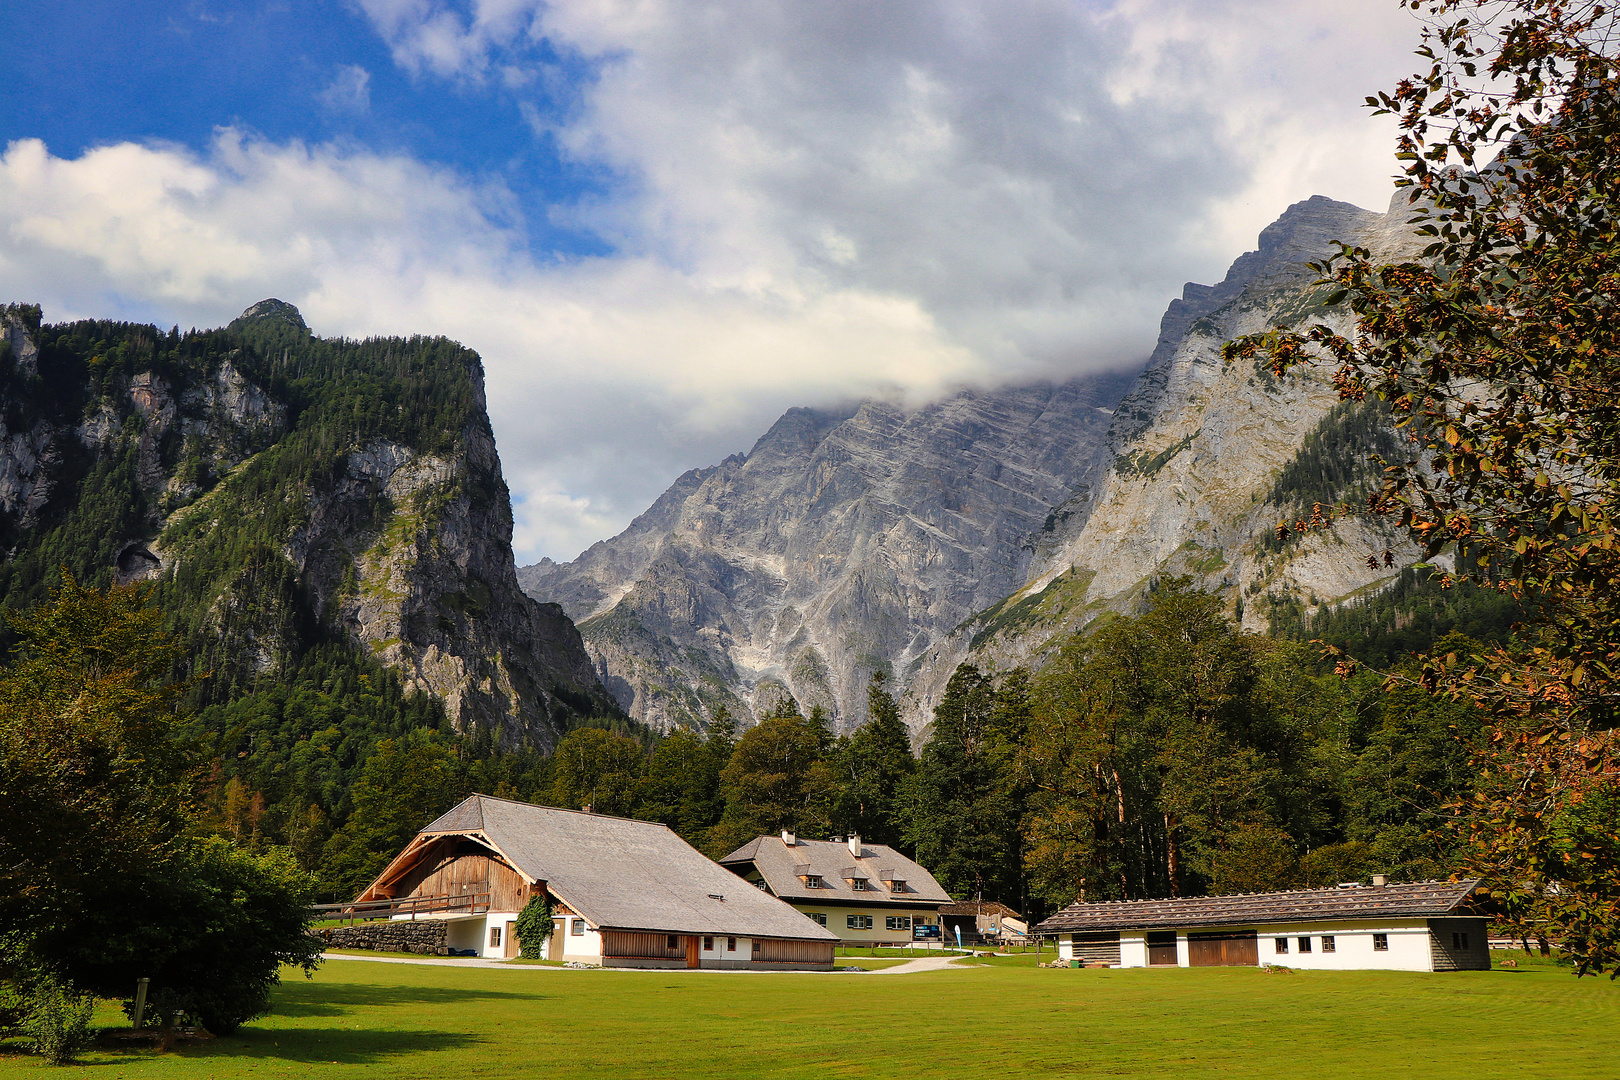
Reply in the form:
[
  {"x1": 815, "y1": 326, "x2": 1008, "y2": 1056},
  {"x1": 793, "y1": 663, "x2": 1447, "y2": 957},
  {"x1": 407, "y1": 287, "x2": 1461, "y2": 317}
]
[{"x1": 3, "y1": 955, "x2": 1616, "y2": 1078}]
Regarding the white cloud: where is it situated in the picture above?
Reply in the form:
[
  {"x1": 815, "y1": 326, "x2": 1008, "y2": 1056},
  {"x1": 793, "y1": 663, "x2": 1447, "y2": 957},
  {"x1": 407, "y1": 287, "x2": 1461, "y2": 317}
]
[
  {"x1": 0, "y1": 2, "x2": 1430, "y2": 561},
  {"x1": 319, "y1": 64, "x2": 373, "y2": 114}
]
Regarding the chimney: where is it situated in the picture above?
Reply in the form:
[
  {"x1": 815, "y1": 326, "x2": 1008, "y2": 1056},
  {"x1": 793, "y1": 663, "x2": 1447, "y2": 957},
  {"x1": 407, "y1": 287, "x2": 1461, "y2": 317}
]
[
  {"x1": 582, "y1": 804, "x2": 594, "y2": 814},
  {"x1": 782, "y1": 830, "x2": 796, "y2": 846},
  {"x1": 1371, "y1": 874, "x2": 1388, "y2": 888},
  {"x1": 847, "y1": 834, "x2": 862, "y2": 858}
]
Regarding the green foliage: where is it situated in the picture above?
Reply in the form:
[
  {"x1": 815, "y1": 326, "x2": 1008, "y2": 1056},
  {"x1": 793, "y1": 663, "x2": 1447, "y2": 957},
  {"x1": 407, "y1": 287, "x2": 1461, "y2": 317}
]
[
  {"x1": 900, "y1": 665, "x2": 1029, "y2": 904},
  {"x1": 127, "y1": 840, "x2": 323, "y2": 1036},
  {"x1": 1226, "y1": 0, "x2": 1620, "y2": 975},
  {"x1": 1270, "y1": 564, "x2": 1525, "y2": 666},
  {"x1": 22, "y1": 977, "x2": 95, "y2": 1065},
  {"x1": 549, "y1": 728, "x2": 647, "y2": 817},
  {"x1": 0, "y1": 578, "x2": 320, "y2": 1037},
  {"x1": 514, "y1": 893, "x2": 557, "y2": 959},
  {"x1": 0, "y1": 573, "x2": 196, "y2": 950},
  {"x1": 825, "y1": 673, "x2": 916, "y2": 846},
  {"x1": 709, "y1": 709, "x2": 834, "y2": 855},
  {"x1": 1258, "y1": 398, "x2": 1401, "y2": 554},
  {"x1": 1018, "y1": 579, "x2": 1459, "y2": 911}
]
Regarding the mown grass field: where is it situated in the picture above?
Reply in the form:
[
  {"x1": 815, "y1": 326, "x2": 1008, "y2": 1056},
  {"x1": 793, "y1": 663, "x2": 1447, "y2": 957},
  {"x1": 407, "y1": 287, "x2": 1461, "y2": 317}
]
[{"x1": 3, "y1": 954, "x2": 1615, "y2": 1078}]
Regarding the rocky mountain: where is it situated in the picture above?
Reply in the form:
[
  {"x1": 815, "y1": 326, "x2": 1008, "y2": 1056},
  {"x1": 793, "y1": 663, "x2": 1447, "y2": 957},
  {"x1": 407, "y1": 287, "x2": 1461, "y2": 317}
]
[
  {"x1": 0, "y1": 299, "x2": 616, "y2": 748},
  {"x1": 521, "y1": 193, "x2": 1425, "y2": 734},
  {"x1": 519, "y1": 375, "x2": 1134, "y2": 731}
]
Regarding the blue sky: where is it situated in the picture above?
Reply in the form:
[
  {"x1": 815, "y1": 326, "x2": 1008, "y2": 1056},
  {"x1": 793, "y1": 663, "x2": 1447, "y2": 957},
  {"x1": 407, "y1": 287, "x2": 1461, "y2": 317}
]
[
  {"x1": 0, "y1": 1, "x2": 1422, "y2": 563},
  {"x1": 2, "y1": 0, "x2": 610, "y2": 255}
]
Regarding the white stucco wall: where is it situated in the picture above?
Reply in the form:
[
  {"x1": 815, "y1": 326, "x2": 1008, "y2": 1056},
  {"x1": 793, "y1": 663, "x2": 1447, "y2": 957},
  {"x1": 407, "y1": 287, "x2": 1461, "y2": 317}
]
[
  {"x1": 1097, "y1": 920, "x2": 1465, "y2": 971},
  {"x1": 558, "y1": 914, "x2": 602, "y2": 960},
  {"x1": 1258, "y1": 922, "x2": 1434, "y2": 971}
]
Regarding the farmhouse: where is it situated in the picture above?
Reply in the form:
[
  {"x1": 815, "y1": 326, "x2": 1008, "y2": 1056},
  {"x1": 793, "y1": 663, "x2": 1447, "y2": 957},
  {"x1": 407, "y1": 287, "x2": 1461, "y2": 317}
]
[
  {"x1": 1036, "y1": 878, "x2": 1490, "y2": 972},
  {"x1": 354, "y1": 795, "x2": 837, "y2": 969},
  {"x1": 720, "y1": 832, "x2": 952, "y2": 945}
]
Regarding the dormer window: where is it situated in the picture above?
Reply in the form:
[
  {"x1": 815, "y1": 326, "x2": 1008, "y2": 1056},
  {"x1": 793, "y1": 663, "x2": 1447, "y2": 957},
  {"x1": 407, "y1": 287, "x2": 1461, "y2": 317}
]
[
  {"x1": 888, "y1": 880, "x2": 906, "y2": 893},
  {"x1": 851, "y1": 878, "x2": 873, "y2": 892},
  {"x1": 804, "y1": 875, "x2": 825, "y2": 889},
  {"x1": 879, "y1": 870, "x2": 905, "y2": 893}
]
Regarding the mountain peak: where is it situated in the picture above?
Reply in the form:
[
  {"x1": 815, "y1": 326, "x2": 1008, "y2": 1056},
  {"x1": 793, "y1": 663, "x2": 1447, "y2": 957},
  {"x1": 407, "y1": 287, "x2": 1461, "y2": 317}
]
[{"x1": 229, "y1": 298, "x2": 308, "y2": 334}]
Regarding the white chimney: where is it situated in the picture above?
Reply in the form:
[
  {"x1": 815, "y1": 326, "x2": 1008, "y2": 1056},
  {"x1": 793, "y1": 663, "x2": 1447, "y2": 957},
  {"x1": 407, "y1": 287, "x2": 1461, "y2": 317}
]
[
  {"x1": 847, "y1": 834, "x2": 862, "y2": 858},
  {"x1": 782, "y1": 830, "x2": 796, "y2": 846},
  {"x1": 1371, "y1": 874, "x2": 1388, "y2": 888}
]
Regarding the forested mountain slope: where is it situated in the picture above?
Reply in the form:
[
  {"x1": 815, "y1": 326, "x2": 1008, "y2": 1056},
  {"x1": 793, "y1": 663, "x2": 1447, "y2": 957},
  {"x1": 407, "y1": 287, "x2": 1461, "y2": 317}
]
[
  {"x1": 523, "y1": 195, "x2": 1432, "y2": 734},
  {"x1": 0, "y1": 299, "x2": 617, "y2": 749}
]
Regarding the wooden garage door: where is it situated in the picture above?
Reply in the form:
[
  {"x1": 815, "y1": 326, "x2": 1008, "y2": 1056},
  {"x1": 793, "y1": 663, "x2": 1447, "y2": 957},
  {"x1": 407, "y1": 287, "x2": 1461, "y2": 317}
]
[
  {"x1": 1146, "y1": 931, "x2": 1178, "y2": 966},
  {"x1": 1187, "y1": 931, "x2": 1258, "y2": 967}
]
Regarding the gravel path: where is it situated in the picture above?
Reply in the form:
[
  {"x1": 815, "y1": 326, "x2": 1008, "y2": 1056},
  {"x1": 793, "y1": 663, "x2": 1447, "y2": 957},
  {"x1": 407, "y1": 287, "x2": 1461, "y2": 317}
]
[{"x1": 319, "y1": 952, "x2": 968, "y2": 975}]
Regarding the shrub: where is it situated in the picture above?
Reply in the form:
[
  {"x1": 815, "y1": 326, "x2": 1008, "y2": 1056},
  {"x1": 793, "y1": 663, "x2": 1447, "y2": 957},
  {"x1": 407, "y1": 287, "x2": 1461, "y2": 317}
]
[
  {"x1": 24, "y1": 979, "x2": 95, "y2": 1065},
  {"x1": 514, "y1": 893, "x2": 557, "y2": 959}
]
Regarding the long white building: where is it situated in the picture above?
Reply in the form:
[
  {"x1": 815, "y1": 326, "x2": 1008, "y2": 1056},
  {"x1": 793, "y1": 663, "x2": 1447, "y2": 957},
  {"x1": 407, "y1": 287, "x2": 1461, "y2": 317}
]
[{"x1": 1035, "y1": 878, "x2": 1490, "y2": 972}]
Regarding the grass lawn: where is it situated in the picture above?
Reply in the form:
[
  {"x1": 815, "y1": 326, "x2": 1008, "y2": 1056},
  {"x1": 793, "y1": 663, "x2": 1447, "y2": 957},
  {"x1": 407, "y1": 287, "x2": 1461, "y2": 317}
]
[{"x1": 3, "y1": 954, "x2": 1615, "y2": 1078}]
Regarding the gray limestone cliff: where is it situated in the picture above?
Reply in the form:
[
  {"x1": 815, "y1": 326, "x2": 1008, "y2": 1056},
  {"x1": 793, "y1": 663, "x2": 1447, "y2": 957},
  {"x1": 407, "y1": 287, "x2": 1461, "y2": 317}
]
[{"x1": 521, "y1": 194, "x2": 1426, "y2": 735}]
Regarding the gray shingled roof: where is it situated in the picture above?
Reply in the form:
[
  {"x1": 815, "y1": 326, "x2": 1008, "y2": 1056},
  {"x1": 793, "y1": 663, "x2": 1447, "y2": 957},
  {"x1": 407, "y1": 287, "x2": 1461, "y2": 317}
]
[
  {"x1": 1035, "y1": 879, "x2": 1482, "y2": 934},
  {"x1": 419, "y1": 795, "x2": 836, "y2": 942},
  {"x1": 719, "y1": 835, "x2": 952, "y2": 905}
]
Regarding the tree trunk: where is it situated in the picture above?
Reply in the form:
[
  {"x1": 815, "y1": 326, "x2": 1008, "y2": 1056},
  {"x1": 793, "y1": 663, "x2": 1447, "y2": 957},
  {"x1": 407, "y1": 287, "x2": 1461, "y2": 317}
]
[{"x1": 1164, "y1": 813, "x2": 1182, "y2": 897}]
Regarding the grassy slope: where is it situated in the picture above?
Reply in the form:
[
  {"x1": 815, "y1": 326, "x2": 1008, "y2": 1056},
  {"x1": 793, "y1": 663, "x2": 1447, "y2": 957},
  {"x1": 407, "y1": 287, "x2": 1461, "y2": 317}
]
[{"x1": 6, "y1": 954, "x2": 1614, "y2": 1078}]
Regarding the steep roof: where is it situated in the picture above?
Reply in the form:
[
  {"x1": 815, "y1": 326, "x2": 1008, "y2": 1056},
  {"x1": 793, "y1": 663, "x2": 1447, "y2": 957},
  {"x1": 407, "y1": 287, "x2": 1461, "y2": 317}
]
[
  {"x1": 392, "y1": 795, "x2": 836, "y2": 942},
  {"x1": 1036, "y1": 880, "x2": 1483, "y2": 934},
  {"x1": 719, "y1": 835, "x2": 952, "y2": 906}
]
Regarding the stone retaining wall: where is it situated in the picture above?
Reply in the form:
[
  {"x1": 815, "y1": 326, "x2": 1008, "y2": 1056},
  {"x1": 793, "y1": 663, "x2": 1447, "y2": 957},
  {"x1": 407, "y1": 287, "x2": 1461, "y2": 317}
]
[{"x1": 313, "y1": 920, "x2": 449, "y2": 955}]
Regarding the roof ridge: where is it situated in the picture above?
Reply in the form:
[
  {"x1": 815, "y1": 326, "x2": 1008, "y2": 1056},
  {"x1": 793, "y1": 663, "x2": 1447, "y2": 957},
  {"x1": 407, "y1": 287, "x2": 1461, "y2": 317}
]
[{"x1": 463, "y1": 793, "x2": 675, "y2": 829}]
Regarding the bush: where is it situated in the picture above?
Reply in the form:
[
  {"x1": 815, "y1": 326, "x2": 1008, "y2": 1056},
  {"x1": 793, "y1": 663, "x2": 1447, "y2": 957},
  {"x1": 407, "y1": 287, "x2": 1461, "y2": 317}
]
[
  {"x1": 24, "y1": 979, "x2": 95, "y2": 1065},
  {"x1": 513, "y1": 893, "x2": 556, "y2": 959}
]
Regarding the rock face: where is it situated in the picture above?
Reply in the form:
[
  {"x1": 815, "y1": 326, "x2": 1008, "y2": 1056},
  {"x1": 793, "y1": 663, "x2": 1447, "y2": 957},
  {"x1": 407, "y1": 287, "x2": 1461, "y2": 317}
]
[
  {"x1": 523, "y1": 194, "x2": 1426, "y2": 734},
  {"x1": 0, "y1": 301, "x2": 615, "y2": 747},
  {"x1": 521, "y1": 375, "x2": 1134, "y2": 732}
]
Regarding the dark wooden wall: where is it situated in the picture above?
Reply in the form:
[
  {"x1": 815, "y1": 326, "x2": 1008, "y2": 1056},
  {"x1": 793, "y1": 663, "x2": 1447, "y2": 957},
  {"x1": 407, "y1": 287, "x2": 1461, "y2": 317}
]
[
  {"x1": 394, "y1": 842, "x2": 530, "y2": 911},
  {"x1": 603, "y1": 931, "x2": 685, "y2": 959},
  {"x1": 755, "y1": 938, "x2": 835, "y2": 964}
]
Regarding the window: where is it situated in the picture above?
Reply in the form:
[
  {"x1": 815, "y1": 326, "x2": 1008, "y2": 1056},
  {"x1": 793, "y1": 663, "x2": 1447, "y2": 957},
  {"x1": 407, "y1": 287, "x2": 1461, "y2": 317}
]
[
  {"x1": 1274, "y1": 937, "x2": 1289, "y2": 954},
  {"x1": 851, "y1": 879, "x2": 872, "y2": 891},
  {"x1": 703, "y1": 936, "x2": 714, "y2": 951},
  {"x1": 667, "y1": 935, "x2": 679, "y2": 950},
  {"x1": 808, "y1": 913, "x2": 827, "y2": 927},
  {"x1": 1298, "y1": 937, "x2": 1312, "y2": 953},
  {"x1": 571, "y1": 918, "x2": 585, "y2": 936},
  {"x1": 1321, "y1": 936, "x2": 1336, "y2": 953},
  {"x1": 888, "y1": 880, "x2": 906, "y2": 893},
  {"x1": 754, "y1": 879, "x2": 769, "y2": 891},
  {"x1": 846, "y1": 914, "x2": 874, "y2": 930},
  {"x1": 1373, "y1": 933, "x2": 1389, "y2": 952},
  {"x1": 804, "y1": 875, "x2": 824, "y2": 889},
  {"x1": 1452, "y1": 932, "x2": 1470, "y2": 950},
  {"x1": 751, "y1": 939, "x2": 762, "y2": 954},
  {"x1": 489, "y1": 926, "x2": 502, "y2": 949},
  {"x1": 886, "y1": 916, "x2": 912, "y2": 932},
  {"x1": 727, "y1": 937, "x2": 737, "y2": 951}
]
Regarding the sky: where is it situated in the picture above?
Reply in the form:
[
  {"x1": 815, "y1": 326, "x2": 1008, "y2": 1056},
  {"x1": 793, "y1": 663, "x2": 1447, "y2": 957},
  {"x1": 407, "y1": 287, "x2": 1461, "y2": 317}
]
[{"x1": 0, "y1": 1, "x2": 1425, "y2": 564}]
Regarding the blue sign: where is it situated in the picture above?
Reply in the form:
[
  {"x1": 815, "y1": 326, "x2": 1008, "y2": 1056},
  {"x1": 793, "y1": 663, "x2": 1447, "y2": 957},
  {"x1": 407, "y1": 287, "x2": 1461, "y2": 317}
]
[{"x1": 913, "y1": 924, "x2": 941, "y2": 940}]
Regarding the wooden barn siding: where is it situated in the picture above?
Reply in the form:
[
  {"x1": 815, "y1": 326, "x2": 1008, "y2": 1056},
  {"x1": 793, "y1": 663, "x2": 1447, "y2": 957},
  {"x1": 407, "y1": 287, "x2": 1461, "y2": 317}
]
[
  {"x1": 398, "y1": 850, "x2": 529, "y2": 911},
  {"x1": 604, "y1": 931, "x2": 686, "y2": 960},
  {"x1": 1069, "y1": 932, "x2": 1122, "y2": 965},
  {"x1": 1429, "y1": 921, "x2": 1491, "y2": 971},
  {"x1": 755, "y1": 938, "x2": 835, "y2": 964}
]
